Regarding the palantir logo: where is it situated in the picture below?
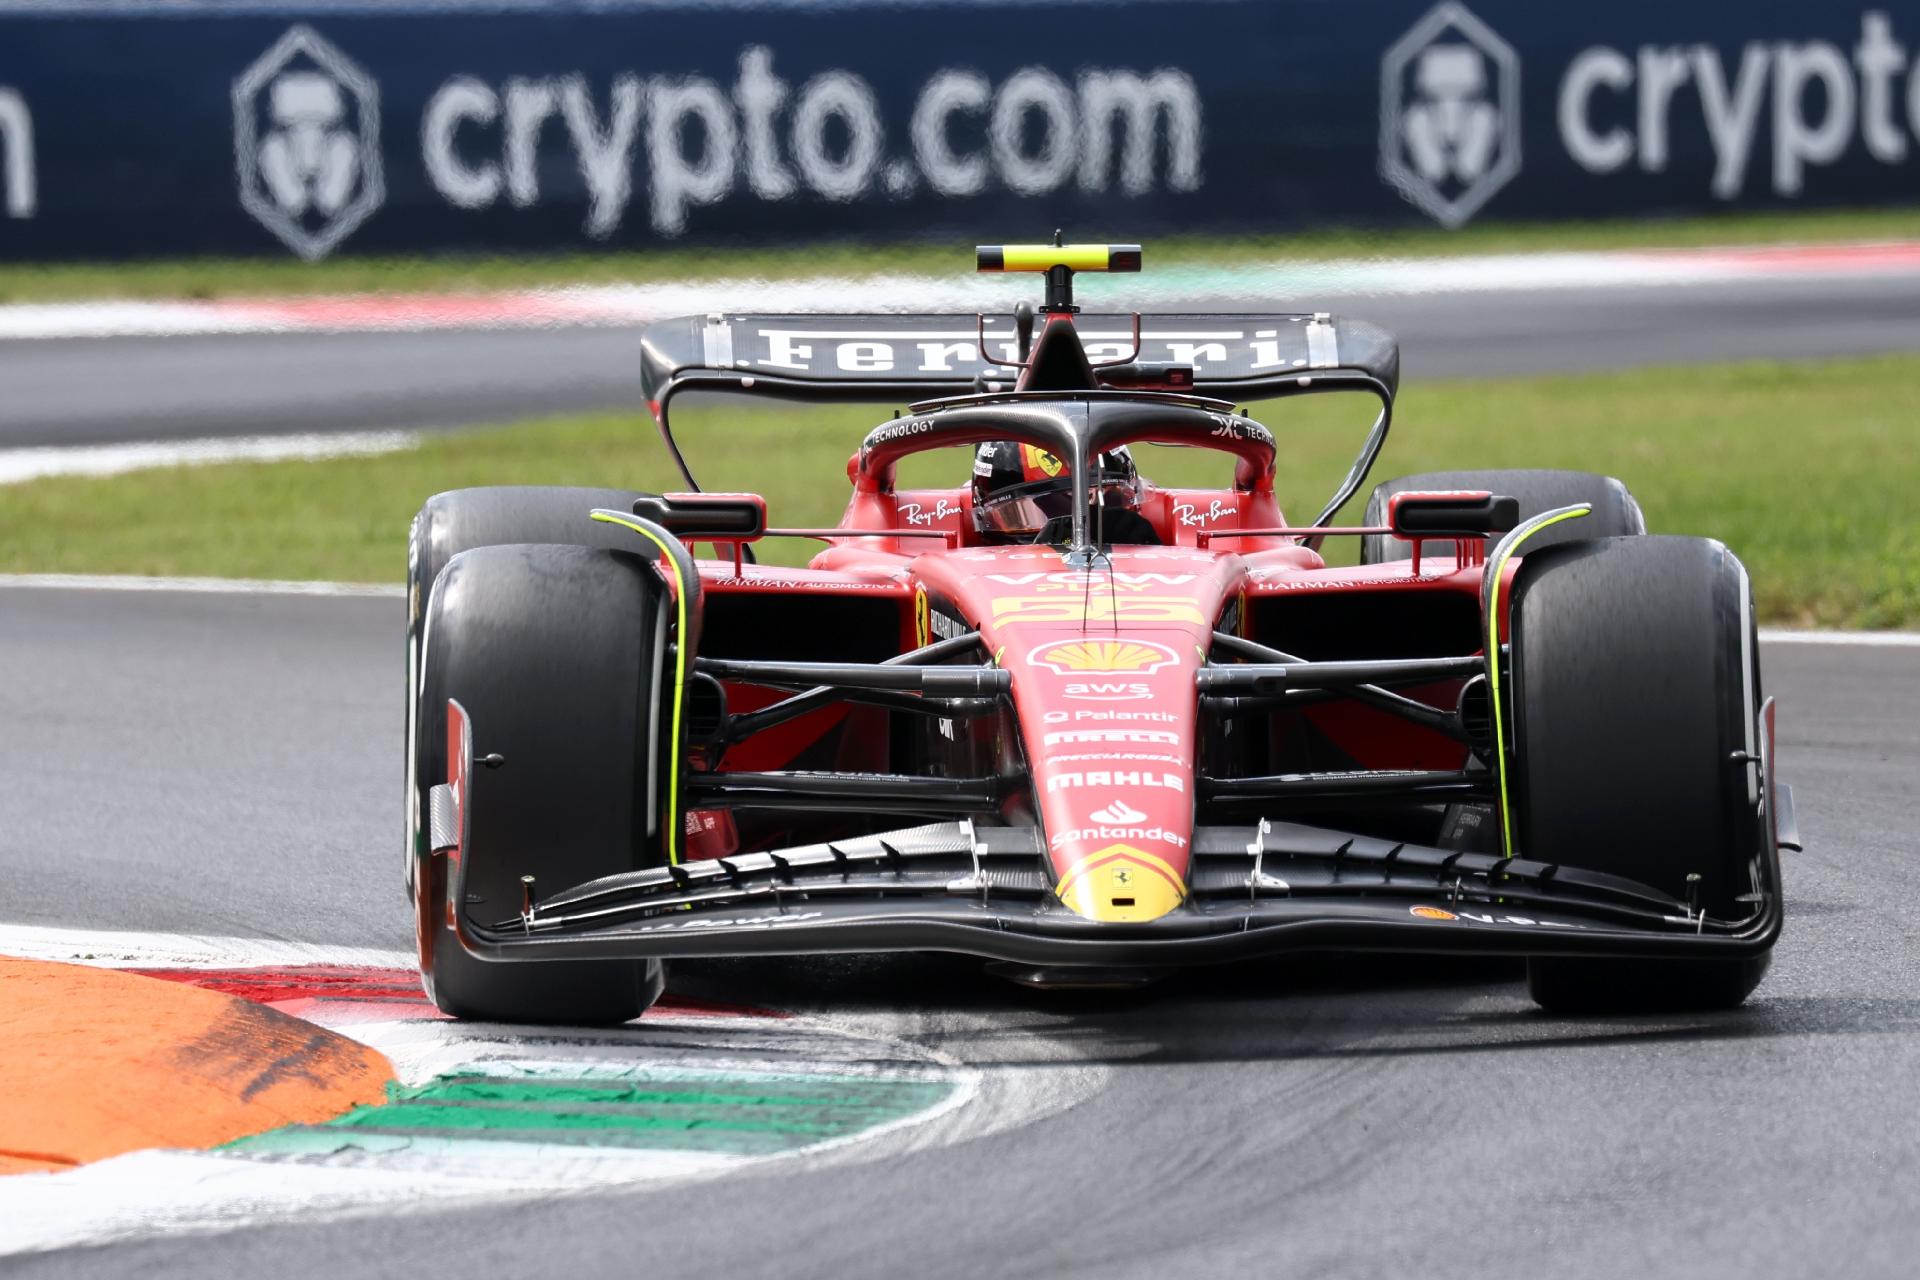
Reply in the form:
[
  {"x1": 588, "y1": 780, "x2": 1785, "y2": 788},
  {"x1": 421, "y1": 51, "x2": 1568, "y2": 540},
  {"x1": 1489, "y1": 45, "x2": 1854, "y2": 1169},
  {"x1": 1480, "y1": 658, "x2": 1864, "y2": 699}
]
[
  {"x1": 233, "y1": 26, "x2": 383, "y2": 260},
  {"x1": 1379, "y1": 2, "x2": 1519, "y2": 228}
]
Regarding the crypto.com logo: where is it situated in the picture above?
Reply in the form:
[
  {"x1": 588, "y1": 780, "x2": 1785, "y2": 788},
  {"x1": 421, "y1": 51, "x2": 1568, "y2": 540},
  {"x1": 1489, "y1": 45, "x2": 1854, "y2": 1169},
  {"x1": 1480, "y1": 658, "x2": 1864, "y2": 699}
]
[
  {"x1": 233, "y1": 26, "x2": 383, "y2": 260},
  {"x1": 1379, "y1": 2, "x2": 1519, "y2": 228}
]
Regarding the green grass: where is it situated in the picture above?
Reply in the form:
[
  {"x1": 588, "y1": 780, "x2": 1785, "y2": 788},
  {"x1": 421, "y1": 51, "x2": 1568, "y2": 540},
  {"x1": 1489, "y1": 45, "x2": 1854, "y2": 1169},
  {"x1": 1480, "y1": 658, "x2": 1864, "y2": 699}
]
[
  {"x1": 0, "y1": 207, "x2": 1914, "y2": 303},
  {"x1": 4, "y1": 353, "x2": 1915, "y2": 627}
]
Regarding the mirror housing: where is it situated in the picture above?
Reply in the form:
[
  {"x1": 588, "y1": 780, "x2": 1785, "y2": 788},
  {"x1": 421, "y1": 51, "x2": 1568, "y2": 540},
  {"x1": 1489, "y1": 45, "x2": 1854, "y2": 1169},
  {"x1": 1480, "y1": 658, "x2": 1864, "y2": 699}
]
[
  {"x1": 631, "y1": 492, "x2": 768, "y2": 540},
  {"x1": 1387, "y1": 490, "x2": 1519, "y2": 540}
]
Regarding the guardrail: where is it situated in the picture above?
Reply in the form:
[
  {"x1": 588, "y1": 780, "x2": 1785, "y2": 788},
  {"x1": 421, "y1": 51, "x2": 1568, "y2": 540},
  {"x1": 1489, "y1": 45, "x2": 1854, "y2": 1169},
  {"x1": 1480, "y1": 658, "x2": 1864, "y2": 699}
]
[{"x1": 0, "y1": 1, "x2": 1914, "y2": 261}]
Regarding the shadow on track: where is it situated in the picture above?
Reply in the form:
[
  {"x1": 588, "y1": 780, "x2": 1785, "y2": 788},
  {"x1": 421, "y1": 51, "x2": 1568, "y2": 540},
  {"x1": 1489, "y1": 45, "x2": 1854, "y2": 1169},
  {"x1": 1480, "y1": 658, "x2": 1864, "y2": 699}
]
[{"x1": 668, "y1": 950, "x2": 1907, "y2": 1069}]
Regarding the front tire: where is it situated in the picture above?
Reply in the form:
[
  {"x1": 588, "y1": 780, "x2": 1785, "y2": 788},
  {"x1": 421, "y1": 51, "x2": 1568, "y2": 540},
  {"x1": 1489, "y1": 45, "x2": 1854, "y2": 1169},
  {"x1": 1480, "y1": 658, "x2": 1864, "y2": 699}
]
[
  {"x1": 1507, "y1": 535, "x2": 1770, "y2": 1013},
  {"x1": 406, "y1": 487, "x2": 648, "y2": 896},
  {"x1": 416, "y1": 542, "x2": 668, "y2": 1024}
]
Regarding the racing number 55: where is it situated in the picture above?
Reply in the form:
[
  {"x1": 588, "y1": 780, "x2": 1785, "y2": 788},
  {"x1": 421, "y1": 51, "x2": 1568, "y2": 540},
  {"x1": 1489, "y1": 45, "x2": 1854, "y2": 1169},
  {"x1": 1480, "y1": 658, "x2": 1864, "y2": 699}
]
[{"x1": 991, "y1": 596, "x2": 1205, "y2": 625}]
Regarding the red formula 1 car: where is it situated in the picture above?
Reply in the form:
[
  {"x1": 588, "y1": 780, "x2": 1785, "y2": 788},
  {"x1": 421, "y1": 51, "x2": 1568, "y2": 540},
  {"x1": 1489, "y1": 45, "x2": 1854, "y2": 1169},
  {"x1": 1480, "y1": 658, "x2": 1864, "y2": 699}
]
[{"x1": 404, "y1": 244, "x2": 1793, "y2": 1024}]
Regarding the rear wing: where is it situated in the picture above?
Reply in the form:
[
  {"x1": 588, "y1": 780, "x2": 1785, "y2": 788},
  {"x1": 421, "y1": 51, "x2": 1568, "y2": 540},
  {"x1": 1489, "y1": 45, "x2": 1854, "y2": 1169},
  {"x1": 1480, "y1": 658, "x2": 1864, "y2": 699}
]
[
  {"x1": 639, "y1": 312, "x2": 1400, "y2": 407},
  {"x1": 639, "y1": 312, "x2": 1399, "y2": 522}
]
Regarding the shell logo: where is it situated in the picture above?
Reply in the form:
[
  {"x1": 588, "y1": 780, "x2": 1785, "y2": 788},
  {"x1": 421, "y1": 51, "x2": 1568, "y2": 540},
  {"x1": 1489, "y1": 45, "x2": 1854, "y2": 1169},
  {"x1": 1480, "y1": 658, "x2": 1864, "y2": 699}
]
[
  {"x1": 1029, "y1": 638, "x2": 1177, "y2": 675},
  {"x1": 1410, "y1": 905, "x2": 1458, "y2": 921}
]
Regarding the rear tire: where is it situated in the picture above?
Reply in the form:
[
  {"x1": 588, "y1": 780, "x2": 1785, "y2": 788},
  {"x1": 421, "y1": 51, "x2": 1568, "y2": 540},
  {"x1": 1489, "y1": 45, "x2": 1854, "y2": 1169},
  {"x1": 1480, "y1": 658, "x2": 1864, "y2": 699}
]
[
  {"x1": 1507, "y1": 536, "x2": 1770, "y2": 1013},
  {"x1": 406, "y1": 487, "x2": 648, "y2": 895},
  {"x1": 1360, "y1": 469, "x2": 1644, "y2": 565},
  {"x1": 416, "y1": 542, "x2": 667, "y2": 1024}
]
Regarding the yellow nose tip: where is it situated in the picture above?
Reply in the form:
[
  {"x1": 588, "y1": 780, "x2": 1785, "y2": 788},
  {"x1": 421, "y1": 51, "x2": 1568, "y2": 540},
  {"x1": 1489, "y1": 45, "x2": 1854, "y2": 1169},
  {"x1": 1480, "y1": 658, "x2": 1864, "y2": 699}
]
[{"x1": 1056, "y1": 845, "x2": 1186, "y2": 922}]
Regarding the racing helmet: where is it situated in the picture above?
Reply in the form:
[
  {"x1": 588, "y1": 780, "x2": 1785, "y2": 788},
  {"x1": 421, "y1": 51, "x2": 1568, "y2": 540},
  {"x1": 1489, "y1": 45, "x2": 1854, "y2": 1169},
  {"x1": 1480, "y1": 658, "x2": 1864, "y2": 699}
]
[{"x1": 971, "y1": 442, "x2": 1141, "y2": 541}]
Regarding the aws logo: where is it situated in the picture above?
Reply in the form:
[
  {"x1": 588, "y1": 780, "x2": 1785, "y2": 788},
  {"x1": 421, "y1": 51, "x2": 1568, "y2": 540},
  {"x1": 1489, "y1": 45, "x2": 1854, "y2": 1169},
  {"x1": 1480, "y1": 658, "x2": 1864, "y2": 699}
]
[
  {"x1": 1029, "y1": 638, "x2": 1177, "y2": 676},
  {"x1": 1063, "y1": 681, "x2": 1150, "y2": 701}
]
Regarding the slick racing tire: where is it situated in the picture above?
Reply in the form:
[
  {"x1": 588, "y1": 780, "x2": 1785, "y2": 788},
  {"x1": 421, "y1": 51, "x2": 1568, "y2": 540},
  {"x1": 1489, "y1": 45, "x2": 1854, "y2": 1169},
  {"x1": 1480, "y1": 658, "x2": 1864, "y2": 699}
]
[
  {"x1": 415, "y1": 542, "x2": 668, "y2": 1025},
  {"x1": 1360, "y1": 470, "x2": 1644, "y2": 565},
  {"x1": 1507, "y1": 536, "x2": 1771, "y2": 1013},
  {"x1": 406, "y1": 487, "x2": 649, "y2": 895}
]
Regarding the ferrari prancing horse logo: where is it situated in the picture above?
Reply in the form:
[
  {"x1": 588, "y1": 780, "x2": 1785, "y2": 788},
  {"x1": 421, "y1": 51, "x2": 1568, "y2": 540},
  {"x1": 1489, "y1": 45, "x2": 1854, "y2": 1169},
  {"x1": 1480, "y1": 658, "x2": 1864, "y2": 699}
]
[{"x1": 1021, "y1": 445, "x2": 1065, "y2": 479}]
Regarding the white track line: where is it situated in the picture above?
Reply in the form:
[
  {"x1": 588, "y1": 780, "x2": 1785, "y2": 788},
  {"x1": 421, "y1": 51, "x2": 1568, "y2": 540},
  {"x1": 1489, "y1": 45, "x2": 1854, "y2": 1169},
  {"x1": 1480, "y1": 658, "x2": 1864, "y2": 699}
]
[
  {"x1": 1758, "y1": 628, "x2": 1920, "y2": 647},
  {"x1": 0, "y1": 923, "x2": 413, "y2": 969},
  {"x1": 0, "y1": 1151, "x2": 737, "y2": 1257},
  {"x1": 0, "y1": 574, "x2": 404, "y2": 598},
  {"x1": 0, "y1": 430, "x2": 417, "y2": 485}
]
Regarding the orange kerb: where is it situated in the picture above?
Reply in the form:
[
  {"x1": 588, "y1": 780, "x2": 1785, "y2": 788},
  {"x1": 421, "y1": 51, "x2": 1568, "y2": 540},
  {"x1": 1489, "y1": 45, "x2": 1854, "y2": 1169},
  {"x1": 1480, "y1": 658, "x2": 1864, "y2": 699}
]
[{"x1": 0, "y1": 956, "x2": 394, "y2": 1174}]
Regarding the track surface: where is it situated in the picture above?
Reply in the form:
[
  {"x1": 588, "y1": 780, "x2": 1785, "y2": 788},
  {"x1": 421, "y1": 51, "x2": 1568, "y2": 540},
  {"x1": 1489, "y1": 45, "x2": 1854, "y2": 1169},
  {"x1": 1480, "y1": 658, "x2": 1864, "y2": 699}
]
[
  {"x1": 3, "y1": 585, "x2": 1916, "y2": 1278},
  {"x1": 6, "y1": 273, "x2": 1920, "y2": 447}
]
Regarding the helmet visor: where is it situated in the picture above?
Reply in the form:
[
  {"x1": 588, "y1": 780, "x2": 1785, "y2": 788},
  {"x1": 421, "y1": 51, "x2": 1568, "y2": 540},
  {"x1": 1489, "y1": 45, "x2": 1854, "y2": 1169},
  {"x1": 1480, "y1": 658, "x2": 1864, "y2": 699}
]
[{"x1": 976, "y1": 479, "x2": 1140, "y2": 537}]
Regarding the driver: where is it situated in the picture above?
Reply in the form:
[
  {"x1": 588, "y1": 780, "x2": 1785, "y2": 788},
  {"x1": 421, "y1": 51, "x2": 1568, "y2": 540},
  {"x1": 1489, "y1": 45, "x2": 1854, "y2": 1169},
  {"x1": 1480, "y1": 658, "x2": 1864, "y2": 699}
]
[{"x1": 970, "y1": 442, "x2": 1160, "y2": 545}]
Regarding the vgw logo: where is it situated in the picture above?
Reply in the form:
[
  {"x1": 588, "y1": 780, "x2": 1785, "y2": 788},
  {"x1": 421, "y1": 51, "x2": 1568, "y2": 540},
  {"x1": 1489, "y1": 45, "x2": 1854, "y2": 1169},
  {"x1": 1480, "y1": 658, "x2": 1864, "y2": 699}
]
[
  {"x1": 233, "y1": 26, "x2": 383, "y2": 260},
  {"x1": 1379, "y1": 2, "x2": 1519, "y2": 228}
]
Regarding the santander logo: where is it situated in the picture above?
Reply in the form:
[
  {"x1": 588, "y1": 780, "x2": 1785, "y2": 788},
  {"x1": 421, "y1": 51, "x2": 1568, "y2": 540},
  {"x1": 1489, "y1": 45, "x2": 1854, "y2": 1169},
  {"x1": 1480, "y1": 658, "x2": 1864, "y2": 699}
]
[{"x1": 1090, "y1": 800, "x2": 1147, "y2": 824}]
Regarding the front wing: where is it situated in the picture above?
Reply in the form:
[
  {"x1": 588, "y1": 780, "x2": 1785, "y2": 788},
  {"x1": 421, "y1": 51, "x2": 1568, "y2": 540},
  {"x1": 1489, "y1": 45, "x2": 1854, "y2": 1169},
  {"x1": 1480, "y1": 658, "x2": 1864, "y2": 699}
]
[{"x1": 436, "y1": 812, "x2": 1787, "y2": 970}]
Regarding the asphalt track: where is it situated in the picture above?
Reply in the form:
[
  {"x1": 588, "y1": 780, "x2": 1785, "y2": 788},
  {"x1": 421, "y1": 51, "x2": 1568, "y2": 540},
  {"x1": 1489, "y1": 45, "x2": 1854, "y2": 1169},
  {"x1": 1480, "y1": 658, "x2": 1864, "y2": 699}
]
[
  {"x1": 3, "y1": 584, "x2": 1918, "y2": 1279},
  {"x1": 6, "y1": 272, "x2": 1920, "y2": 447}
]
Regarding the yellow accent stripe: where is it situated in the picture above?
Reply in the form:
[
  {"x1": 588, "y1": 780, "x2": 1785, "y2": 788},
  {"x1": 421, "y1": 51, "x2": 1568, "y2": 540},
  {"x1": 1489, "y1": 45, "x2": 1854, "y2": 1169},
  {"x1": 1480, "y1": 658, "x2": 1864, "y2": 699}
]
[
  {"x1": 591, "y1": 510, "x2": 689, "y2": 865},
  {"x1": 1054, "y1": 846, "x2": 1187, "y2": 903},
  {"x1": 1486, "y1": 506, "x2": 1592, "y2": 857}
]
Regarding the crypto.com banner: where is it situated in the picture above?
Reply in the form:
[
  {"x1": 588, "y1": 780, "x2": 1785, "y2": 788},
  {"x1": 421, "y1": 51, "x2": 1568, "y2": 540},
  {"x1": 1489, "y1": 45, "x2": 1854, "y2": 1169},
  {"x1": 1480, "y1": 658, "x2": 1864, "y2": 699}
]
[{"x1": 0, "y1": 0, "x2": 1913, "y2": 260}]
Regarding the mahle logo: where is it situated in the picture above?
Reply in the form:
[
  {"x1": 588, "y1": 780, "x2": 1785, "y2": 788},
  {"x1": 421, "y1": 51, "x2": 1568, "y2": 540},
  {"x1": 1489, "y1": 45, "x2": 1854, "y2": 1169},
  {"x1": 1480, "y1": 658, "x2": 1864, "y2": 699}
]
[
  {"x1": 1380, "y1": 2, "x2": 1519, "y2": 228},
  {"x1": 234, "y1": 26, "x2": 384, "y2": 260}
]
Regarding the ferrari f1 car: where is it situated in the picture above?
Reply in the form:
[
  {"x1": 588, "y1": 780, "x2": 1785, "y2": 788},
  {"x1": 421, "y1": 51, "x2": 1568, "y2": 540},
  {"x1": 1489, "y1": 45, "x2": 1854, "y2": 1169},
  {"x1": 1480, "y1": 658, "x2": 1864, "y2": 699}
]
[{"x1": 405, "y1": 243, "x2": 1794, "y2": 1023}]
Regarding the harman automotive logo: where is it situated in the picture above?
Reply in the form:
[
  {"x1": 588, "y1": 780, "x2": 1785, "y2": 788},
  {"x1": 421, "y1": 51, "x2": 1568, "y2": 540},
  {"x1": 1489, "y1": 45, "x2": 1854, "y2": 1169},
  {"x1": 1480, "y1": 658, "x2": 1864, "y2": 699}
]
[
  {"x1": 1380, "y1": 2, "x2": 1519, "y2": 228},
  {"x1": 234, "y1": 26, "x2": 384, "y2": 260}
]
